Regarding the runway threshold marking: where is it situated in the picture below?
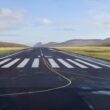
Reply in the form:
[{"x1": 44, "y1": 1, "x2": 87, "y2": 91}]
[
  {"x1": 45, "y1": 56, "x2": 52, "y2": 58},
  {"x1": 32, "y1": 58, "x2": 39, "y2": 68},
  {"x1": 57, "y1": 59, "x2": 74, "y2": 68},
  {"x1": 67, "y1": 59, "x2": 88, "y2": 68},
  {"x1": 75, "y1": 59, "x2": 102, "y2": 69},
  {"x1": 59, "y1": 50, "x2": 110, "y2": 68},
  {"x1": 2, "y1": 59, "x2": 20, "y2": 68},
  {"x1": 0, "y1": 58, "x2": 103, "y2": 69},
  {"x1": 17, "y1": 58, "x2": 30, "y2": 68},
  {"x1": 0, "y1": 57, "x2": 72, "y2": 97},
  {"x1": 0, "y1": 58, "x2": 11, "y2": 65},
  {"x1": 48, "y1": 58, "x2": 59, "y2": 68}
]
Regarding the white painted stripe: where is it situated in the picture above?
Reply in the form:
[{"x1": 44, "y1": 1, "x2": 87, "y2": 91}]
[
  {"x1": 38, "y1": 56, "x2": 41, "y2": 58},
  {"x1": 2, "y1": 59, "x2": 20, "y2": 68},
  {"x1": 48, "y1": 58, "x2": 59, "y2": 68},
  {"x1": 0, "y1": 58, "x2": 11, "y2": 65},
  {"x1": 45, "y1": 56, "x2": 52, "y2": 58},
  {"x1": 57, "y1": 59, "x2": 74, "y2": 68},
  {"x1": 67, "y1": 59, "x2": 88, "y2": 68},
  {"x1": 17, "y1": 59, "x2": 29, "y2": 68},
  {"x1": 59, "y1": 51, "x2": 110, "y2": 68},
  {"x1": 40, "y1": 49, "x2": 43, "y2": 57},
  {"x1": 75, "y1": 59, "x2": 101, "y2": 69},
  {"x1": 32, "y1": 58, "x2": 39, "y2": 68},
  {"x1": 92, "y1": 91, "x2": 110, "y2": 95}
]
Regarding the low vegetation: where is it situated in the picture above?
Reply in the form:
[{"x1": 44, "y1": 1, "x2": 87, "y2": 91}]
[
  {"x1": 0, "y1": 41, "x2": 29, "y2": 56},
  {"x1": 0, "y1": 47, "x2": 26, "y2": 56},
  {"x1": 57, "y1": 47, "x2": 110, "y2": 61}
]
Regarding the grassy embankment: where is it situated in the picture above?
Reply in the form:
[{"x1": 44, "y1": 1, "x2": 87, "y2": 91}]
[
  {"x1": 0, "y1": 47, "x2": 26, "y2": 56},
  {"x1": 57, "y1": 47, "x2": 110, "y2": 61}
]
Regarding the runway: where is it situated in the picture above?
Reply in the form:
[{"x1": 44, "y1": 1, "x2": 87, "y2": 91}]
[{"x1": 0, "y1": 47, "x2": 110, "y2": 110}]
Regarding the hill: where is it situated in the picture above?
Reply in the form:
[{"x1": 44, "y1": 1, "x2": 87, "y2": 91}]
[
  {"x1": 42, "y1": 38, "x2": 110, "y2": 47},
  {"x1": 0, "y1": 42, "x2": 28, "y2": 47}
]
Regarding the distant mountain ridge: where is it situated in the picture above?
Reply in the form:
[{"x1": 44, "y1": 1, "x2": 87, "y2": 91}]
[
  {"x1": 0, "y1": 42, "x2": 28, "y2": 47},
  {"x1": 41, "y1": 38, "x2": 110, "y2": 47}
]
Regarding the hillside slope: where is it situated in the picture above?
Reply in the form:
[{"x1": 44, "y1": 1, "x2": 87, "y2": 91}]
[
  {"x1": 0, "y1": 42, "x2": 28, "y2": 47},
  {"x1": 43, "y1": 38, "x2": 110, "y2": 47}
]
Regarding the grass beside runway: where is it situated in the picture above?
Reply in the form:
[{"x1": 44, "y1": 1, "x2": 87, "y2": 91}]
[
  {"x1": 0, "y1": 47, "x2": 26, "y2": 56},
  {"x1": 56, "y1": 47, "x2": 110, "y2": 61}
]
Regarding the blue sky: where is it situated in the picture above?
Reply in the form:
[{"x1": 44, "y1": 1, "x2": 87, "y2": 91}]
[{"x1": 0, "y1": 0, "x2": 110, "y2": 46}]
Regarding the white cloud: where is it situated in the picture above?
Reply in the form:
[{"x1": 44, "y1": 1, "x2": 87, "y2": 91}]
[
  {"x1": 57, "y1": 27, "x2": 74, "y2": 31},
  {"x1": 63, "y1": 27, "x2": 74, "y2": 31},
  {"x1": 35, "y1": 18, "x2": 53, "y2": 26},
  {"x1": 0, "y1": 8, "x2": 25, "y2": 31},
  {"x1": 88, "y1": 11, "x2": 110, "y2": 29},
  {"x1": 88, "y1": 10, "x2": 110, "y2": 21},
  {"x1": 82, "y1": 0, "x2": 110, "y2": 29},
  {"x1": 86, "y1": 0, "x2": 110, "y2": 9}
]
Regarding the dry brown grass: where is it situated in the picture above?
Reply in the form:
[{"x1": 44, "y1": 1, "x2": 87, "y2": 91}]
[{"x1": 0, "y1": 47, "x2": 26, "y2": 56}]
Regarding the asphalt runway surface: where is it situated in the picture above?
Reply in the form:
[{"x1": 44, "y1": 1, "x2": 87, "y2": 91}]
[{"x1": 0, "y1": 47, "x2": 110, "y2": 110}]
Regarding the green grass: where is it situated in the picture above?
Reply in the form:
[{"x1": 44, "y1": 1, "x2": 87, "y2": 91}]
[
  {"x1": 0, "y1": 47, "x2": 26, "y2": 56},
  {"x1": 57, "y1": 47, "x2": 110, "y2": 61}
]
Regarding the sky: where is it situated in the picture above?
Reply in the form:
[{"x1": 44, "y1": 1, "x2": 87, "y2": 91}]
[{"x1": 0, "y1": 0, "x2": 110, "y2": 46}]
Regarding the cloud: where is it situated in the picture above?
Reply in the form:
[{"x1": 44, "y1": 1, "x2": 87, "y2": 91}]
[
  {"x1": 35, "y1": 18, "x2": 53, "y2": 26},
  {"x1": 80, "y1": 0, "x2": 110, "y2": 29},
  {"x1": 0, "y1": 34, "x2": 20, "y2": 37},
  {"x1": 62, "y1": 27, "x2": 74, "y2": 31},
  {"x1": 0, "y1": 8, "x2": 25, "y2": 31},
  {"x1": 102, "y1": 22, "x2": 110, "y2": 29},
  {"x1": 86, "y1": 0, "x2": 110, "y2": 9},
  {"x1": 88, "y1": 11, "x2": 110, "y2": 29},
  {"x1": 91, "y1": 21, "x2": 110, "y2": 29},
  {"x1": 88, "y1": 10, "x2": 110, "y2": 20}
]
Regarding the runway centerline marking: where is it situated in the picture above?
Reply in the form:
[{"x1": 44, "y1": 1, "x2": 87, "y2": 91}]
[
  {"x1": 67, "y1": 59, "x2": 88, "y2": 68},
  {"x1": 75, "y1": 59, "x2": 102, "y2": 69},
  {"x1": 40, "y1": 48, "x2": 44, "y2": 57},
  {"x1": 0, "y1": 49, "x2": 72, "y2": 97},
  {"x1": 45, "y1": 56, "x2": 52, "y2": 58},
  {"x1": 57, "y1": 59, "x2": 74, "y2": 68},
  {"x1": 32, "y1": 58, "x2": 39, "y2": 68},
  {"x1": 2, "y1": 59, "x2": 20, "y2": 68},
  {"x1": 0, "y1": 58, "x2": 11, "y2": 65},
  {"x1": 17, "y1": 58, "x2": 30, "y2": 68},
  {"x1": 38, "y1": 56, "x2": 41, "y2": 58},
  {"x1": 48, "y1": 58, "x2": 59, "y2": 68}
]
